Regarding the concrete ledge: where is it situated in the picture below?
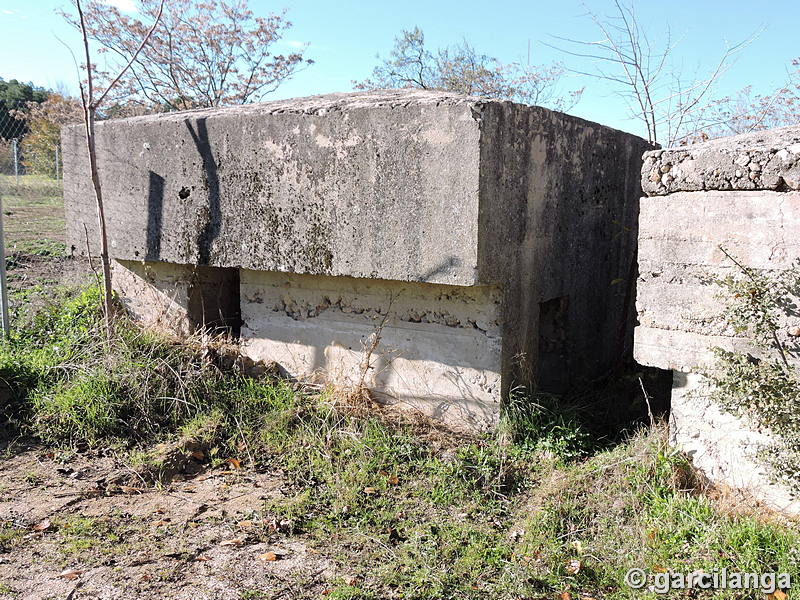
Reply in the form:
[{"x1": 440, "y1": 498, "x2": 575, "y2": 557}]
[
  {"x1": 642, "y1": 125, "x2": 800, "y2": 196},
  {"x1": 65, "y1": 90, "x2": 484, "y2": 286}
]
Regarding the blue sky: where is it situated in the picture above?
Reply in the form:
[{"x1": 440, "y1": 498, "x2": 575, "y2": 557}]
[{"x1": 1, "y1": 0, "x2": 797, "y2": 138}]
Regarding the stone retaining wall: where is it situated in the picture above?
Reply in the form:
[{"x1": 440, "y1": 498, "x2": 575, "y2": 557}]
[{"x1": 634, "y1": 125, "x2": 800, "y2": 513}]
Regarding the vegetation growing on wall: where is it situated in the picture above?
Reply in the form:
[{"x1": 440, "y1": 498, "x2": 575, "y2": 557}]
[{"x1": 711, "y1": 248, "x2": 800, "y2": 493}]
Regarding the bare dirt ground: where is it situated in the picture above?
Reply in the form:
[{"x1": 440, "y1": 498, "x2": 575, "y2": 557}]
[
  {"x1": 0, "y1": 444, "x2": 338, "y2": 600},
  {"x1": 0, "y1": 177, "x2": 338, "y2": 599}
]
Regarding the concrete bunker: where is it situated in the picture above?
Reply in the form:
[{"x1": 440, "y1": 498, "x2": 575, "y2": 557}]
[
  {"x1": 634, "y1": 124, "x2": 800, "y2": 513},
  {"x1": 63, "y1": 89, "x2": 650, "y2": 431}
]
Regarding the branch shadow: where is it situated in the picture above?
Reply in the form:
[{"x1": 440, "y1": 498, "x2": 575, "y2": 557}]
[{"x1": 185, "y1": 118, "x2": 221, "y2": 265}]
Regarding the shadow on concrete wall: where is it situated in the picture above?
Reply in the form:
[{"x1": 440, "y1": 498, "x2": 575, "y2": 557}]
[
  {"x1": 186, "y1": 118, "x2": 221, "y2": 265},
  {"x1": 418, "y1": 256, "x2": 462, "y2": 282},
  {"x1": 146, "y1": 171, "x2": 164, "y2": 260}
]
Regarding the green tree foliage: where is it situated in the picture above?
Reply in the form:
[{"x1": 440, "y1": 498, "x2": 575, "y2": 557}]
[
  {"x1": 356, "y1": 27, "x2": 583, "y2": 113},
  {"x1": 62, "y1": 0, "x2": 312, "y2": 112},
  {"x1": 0, "y1": 79, "x2": 48, "y2": 139}
]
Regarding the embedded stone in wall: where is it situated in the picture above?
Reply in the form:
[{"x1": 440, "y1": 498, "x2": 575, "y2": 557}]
[{"x1": 642, "y1": 125, "x2": 800, "y2": 196}]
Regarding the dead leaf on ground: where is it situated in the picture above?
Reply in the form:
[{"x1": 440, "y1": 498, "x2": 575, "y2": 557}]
[
  {"x1": 31, "y1": 519, "x2": 51, "y2": 532},
  {"x1": 195, "y1": 555, "x2": 211, "y2": 562},
  {"x1": 258, "y1": 549, "x2": 288, "y2": 562},
  {"x1": 386, "y1": 474, "x2": 399, "y2": 486},
  {"x1": 152, "y1": 519, "x2": 170, "y2": 527},
  {"x1": 767, "y1": 591, "x2": 788, "y2": 600},
  {"x1": 344, "y1": 576, "x2": 358, "y2": 586},
  {"x1": 219, "y1": 538, "x2": 243, "y2": 546},
  {"x1": 258, "y1": 551, "x2": 278, "y2": 562},
  {"x1": 363, "y1": 487, "x2": 377, "y2": 495},
  {"x1": 226, "y1": 457, "x2": 241, "y2": 470},
  {"x1": 560, "y1": 591, "x2": 571, "y2": 600},
  {"x1": 566, "y1": 559, "x2": 581, "y2": 575},
  {"x1": 238, "y1": 520, "x2": 253, "y2": 529},
  {"x1": 189, "y1": 450, "x2": 205, "y2": 461},
  {"x1": 60, "y1": 568, "x2": 84, "y2": 580}
]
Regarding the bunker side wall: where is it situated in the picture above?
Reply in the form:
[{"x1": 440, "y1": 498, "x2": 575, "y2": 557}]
[
  {"x1": 477, "y1": 103, "x2": 651, "y2": 393},
  {"x1": 635, "y1": 190, "x2": 800, "y2": 372},
  {"x1": 635, "y1": 127, "x2": 800, "y2": 514}
]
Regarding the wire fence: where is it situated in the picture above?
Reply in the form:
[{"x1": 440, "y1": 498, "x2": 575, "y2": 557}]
[{"x1": 0, "y1": 112, "x2": 63, "y2": 183}]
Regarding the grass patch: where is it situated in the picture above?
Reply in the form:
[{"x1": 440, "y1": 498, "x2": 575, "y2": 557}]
[
  {"x1": 3, "y1": 284, "x2": 800, "y2": 598},
  {"x1": 0, "y1": 521, "x2": 25, "y2": 553},
  {"x1": 0, "y1": 173, "x2": 64, "y2": 260}
]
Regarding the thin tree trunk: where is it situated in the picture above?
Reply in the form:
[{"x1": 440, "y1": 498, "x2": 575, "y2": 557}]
[
  {"x1": 75, "y1": 0, "x2": 164, "y2": 339},
  {"x1": 82, "y1": 104, "x2": 113, "y2": 333}
]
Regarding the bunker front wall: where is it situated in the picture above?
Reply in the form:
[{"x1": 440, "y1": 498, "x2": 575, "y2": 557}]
[
  {"x1": 633, "y1": 125, "x2": 800, "y2": 513},
  {"x1": 63, "y1": 90, "x2": 648, "y2": 428}
]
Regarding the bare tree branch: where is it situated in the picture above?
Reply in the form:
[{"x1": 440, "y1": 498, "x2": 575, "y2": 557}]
[{"x1": 550, "y1": 0, "x2": 754, "y2": 146}]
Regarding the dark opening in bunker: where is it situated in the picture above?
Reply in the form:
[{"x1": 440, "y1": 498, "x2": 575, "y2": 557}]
[
  {"x1": 537, "y1": 295, "x2": 570, "y2": 393},
  {"x1": 187, "y1": 266, "x2": 242, "y2": 337}
]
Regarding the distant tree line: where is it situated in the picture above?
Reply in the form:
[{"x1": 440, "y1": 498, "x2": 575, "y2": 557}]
[{"x1": 0, "y1": 79, "x2": 48, "y2": 139}]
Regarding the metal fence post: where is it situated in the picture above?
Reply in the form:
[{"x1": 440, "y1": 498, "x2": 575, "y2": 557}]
[{"x1": 0, "y1": 193, "x2": 9, "y2": 338}]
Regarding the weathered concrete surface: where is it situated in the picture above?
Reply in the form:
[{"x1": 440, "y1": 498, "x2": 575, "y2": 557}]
[
  {"x1": 634, "y1": 190, "x2": 800, "y2": 371},
  {"x1": 112, "y1": 261, "x2": 197, "y2": 336},
  {"x1": 64, "y1": 91, "x2": 485, "y2": 286},
  {"x1": 672, "y1": 373, "x2": 800, "y2": 515},
  {"x1": 240, "y1": 270, "x2": 503, "y2": 430},
  {"x1": 642, "y1": 125, "x2": 800, "y2": 196},
  {"x1": 65, "y1": 89, "x2": 650, "y2": 423}
]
